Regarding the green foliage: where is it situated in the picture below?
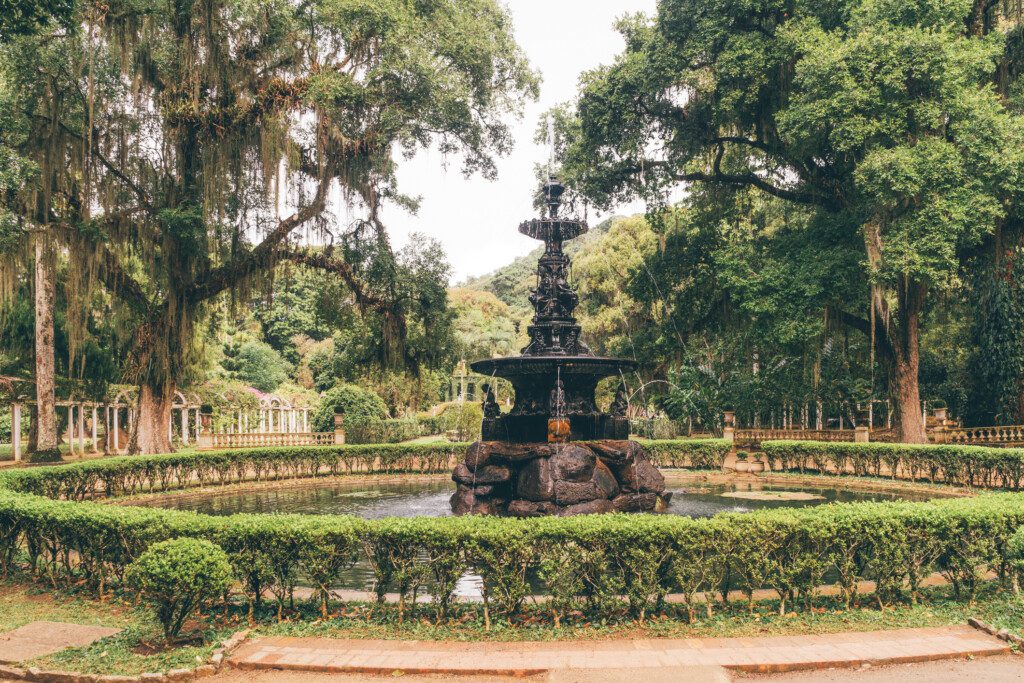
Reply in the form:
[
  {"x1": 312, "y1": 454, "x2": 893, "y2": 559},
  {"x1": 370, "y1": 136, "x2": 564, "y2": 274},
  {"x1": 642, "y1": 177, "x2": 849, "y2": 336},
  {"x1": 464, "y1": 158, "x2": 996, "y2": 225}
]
[
  {"x1": 2, "y1": 442, "x2": 1024, "y2": 625},
  {"x1": 313, "y1": 383, "x2": 389, "y2": 432},
  {"x1": 449, "y1": 288, "x2": 519, "y2": 360},
  {"x1": 222, "y1": 340, "x2": 291, "y2": 393},
  {"x1": 127, "y1": 538, "x2": 231, "y2": 641},
  {"x1": 762, "y1": 440, "x2": 1024, "y2": 489},
  {"x1": 0, "y1": 0, "x2": 74, "y2": 41}
]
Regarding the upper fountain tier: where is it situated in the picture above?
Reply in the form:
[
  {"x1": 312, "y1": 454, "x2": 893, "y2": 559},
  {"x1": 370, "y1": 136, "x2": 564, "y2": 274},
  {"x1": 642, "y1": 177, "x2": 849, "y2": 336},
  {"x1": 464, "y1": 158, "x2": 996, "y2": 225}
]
[{"x1": 470, "y1": 176, "x2": 634, "y2": 442}]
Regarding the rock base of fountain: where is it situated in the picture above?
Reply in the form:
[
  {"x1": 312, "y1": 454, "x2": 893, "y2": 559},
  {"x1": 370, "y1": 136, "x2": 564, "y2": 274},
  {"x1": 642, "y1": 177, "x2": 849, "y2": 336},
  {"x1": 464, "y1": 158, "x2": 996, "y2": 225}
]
[{"x1": 450, "y1": 439, "x2": 671, "y2": 516}]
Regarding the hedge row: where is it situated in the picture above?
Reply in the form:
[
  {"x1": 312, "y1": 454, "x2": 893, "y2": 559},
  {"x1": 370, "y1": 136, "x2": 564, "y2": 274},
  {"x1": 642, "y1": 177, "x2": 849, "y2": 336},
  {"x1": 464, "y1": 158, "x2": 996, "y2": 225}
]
[
  {"x1": 1, "y1": 439, "x2": 1021, "y2": 625},
  {"x1": 643, "y1": 439, "x2": 730, "y2": 470},
  {"x1": 0, "y1": 439, "x2": 729, "y2": 502},
  {"x1": 762, "y1": 441, "x2": 1024, "y2": 490},
  {"x1": 1, "y1": 488, "x2": 1022, "y2": 622}
]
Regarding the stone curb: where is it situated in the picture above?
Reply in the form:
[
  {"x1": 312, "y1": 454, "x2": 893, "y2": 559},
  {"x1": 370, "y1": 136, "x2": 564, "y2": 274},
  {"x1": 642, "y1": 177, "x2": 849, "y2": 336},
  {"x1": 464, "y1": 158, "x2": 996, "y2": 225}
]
[
  {"x1": 0, "y1": 630, "x2": 250, "y2": 683},
  {"x1": 968, "y1": 617, "x2": 1024, "y2": 648}
]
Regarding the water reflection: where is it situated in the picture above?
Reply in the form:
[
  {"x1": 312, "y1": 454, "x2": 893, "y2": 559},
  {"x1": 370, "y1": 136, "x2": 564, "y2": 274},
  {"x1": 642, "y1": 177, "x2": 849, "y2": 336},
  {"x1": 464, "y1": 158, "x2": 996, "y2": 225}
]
[{"x1": 140, "y1": 478, "x2": 931, "y2": 519}]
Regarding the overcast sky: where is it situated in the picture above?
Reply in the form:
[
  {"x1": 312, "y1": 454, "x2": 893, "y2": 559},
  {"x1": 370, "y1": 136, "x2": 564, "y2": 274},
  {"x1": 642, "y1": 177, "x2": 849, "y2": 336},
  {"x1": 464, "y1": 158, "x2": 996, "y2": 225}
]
[{"x1": 382, "y1": 0, "x2": 657, "y2": 283}]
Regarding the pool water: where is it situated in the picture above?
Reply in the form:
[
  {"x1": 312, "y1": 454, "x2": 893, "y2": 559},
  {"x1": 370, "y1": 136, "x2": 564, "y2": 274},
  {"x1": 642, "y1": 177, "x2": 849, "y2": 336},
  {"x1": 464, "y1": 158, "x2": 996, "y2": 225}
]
[{"x1": 138, "y1": 478, "x2": 933, "y2": 519}]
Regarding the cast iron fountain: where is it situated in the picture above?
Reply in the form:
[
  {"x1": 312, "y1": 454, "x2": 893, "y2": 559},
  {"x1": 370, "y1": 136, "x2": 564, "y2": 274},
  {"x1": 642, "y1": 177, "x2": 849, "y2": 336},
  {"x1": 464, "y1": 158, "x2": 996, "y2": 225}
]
[{"x1": 450, "y1": 177, "x2": 670, "y2": 516}]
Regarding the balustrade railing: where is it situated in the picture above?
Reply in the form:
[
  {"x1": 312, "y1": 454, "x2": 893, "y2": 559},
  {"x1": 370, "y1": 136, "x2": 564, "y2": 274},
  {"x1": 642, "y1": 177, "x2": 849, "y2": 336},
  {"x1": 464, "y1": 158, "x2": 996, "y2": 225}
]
[
  {"x1": 941, "y1": 424, "x2": 1024, "y2": 446},
  {"x1": 734, "y1": 428, "x2": 859, "y2": 445},
  {"x1": 205, "y1": 431, "x2": 338, "y2": 449}
]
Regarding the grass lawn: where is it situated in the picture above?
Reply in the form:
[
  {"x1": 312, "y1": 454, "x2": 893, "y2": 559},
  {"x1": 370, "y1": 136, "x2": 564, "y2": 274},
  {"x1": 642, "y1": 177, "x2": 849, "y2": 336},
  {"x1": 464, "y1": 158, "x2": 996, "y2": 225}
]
[{"x1": 2, "y1": 573, "x2": 1022, "y2": 675}]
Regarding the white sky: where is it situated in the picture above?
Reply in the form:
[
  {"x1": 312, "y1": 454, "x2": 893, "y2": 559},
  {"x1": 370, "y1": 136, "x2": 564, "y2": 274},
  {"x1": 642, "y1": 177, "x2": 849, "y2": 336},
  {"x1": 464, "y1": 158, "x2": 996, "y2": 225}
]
[{"x1": 383, "y1": 0, "x2": 656, "y2": 283}]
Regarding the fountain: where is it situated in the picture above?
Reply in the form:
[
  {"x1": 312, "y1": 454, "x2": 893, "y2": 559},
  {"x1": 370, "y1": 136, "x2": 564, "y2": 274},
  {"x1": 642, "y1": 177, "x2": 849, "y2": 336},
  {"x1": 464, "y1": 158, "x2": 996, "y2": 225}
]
[{"x1": 450, "y1": 177, "x2": 670, "y2": 516}]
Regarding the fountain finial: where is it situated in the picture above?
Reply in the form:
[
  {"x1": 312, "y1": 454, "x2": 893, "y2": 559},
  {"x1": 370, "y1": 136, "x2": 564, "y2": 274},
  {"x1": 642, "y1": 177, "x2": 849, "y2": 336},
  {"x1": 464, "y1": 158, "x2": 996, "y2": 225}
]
[{"x1": 544, "y1": 175, "x2": 565, "y2": 218}]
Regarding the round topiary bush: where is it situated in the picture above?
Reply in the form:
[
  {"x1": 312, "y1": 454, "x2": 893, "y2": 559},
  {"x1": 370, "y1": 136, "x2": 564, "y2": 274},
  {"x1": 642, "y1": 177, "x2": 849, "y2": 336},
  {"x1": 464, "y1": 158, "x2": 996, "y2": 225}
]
[
  {"x1": 127, "y1": 537, "x2": 232, "y2": 642},
  {"x1": 312, "y1": 383, "x2": 388, "y2": 432}
]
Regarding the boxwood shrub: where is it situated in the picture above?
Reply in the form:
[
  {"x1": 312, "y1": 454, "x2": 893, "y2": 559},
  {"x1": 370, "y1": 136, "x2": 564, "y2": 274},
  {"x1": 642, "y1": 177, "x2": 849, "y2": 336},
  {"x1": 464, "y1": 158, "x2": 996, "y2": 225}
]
[
  {"x1": 761, "y1": 441, "x2": 1024, "y2": 489},
  {"x1": 0, "y1": 439, "x2": 1022, "y2": 626}
]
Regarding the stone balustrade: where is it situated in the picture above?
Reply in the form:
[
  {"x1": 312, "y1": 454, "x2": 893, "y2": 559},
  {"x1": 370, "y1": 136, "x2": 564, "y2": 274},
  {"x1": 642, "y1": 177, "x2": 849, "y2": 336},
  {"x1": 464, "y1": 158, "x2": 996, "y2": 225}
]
[
  {"x1": 203, "y1": 431, "x2": 341, "y2": 450},
  {"x1": 940, "y1": 424, "x2": 1024, "y2": 446}
]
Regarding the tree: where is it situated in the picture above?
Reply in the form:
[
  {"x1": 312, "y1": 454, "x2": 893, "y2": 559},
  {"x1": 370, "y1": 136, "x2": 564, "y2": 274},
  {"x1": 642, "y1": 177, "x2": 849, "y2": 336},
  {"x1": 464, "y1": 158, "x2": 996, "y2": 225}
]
[
  {"x1": 1, "y1": 0, "x2": 536, "y2": 452},
  {"x1": 223, "y1": 340, "x2": 291, "y2": 393},
  {"x1": 312, "y1": 383, "x2": 388, "y2": 432},
  {"x1": 449, "y1": 288, "x2": 519, "y2": 360},
  {"x1": 556, "y1": 0, "x2": 1024, "y2": 441}
]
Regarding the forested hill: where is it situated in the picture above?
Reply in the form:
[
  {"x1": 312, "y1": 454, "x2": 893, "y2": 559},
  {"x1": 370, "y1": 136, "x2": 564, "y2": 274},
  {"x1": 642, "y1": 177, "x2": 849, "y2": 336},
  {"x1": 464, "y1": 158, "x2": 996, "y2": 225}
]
[{"x1": 460, "y1": 216, "x2": 622, "y2": 312}]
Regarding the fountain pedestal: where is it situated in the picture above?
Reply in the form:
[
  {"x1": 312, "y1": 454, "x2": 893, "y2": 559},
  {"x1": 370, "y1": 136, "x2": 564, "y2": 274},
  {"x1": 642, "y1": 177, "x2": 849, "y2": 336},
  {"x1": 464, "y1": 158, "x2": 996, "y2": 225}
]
[{"x1": 450, "y1": 439, "x2": 671, "y2": 516}]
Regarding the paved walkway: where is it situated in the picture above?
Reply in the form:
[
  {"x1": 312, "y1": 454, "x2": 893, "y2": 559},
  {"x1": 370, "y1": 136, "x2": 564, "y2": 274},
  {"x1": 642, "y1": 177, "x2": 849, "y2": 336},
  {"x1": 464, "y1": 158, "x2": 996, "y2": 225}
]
[
  {"x1": 229, "y1": 625, "x2": 1009, "y2": 675},
  {"x1": 0, "y1": 621, "x2": 121, "y2": 663}
]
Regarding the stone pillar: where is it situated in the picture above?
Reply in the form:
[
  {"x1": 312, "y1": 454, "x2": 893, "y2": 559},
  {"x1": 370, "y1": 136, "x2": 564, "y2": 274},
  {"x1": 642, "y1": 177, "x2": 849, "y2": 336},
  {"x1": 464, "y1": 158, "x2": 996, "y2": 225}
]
[
  {"x1": 12, "y1": 402, "x2": 21, "y2": 461},
  {"x1": 113, "y1": 406, "x2": 120, "y2": 452},
  {"x1": 67, "y1": 404, "x2": 74, "y2": 452},
  {"x1": 91, "y1": 406, "x2": 99, "y2": 453},
  {"x1": 854, "y1": 425, "x2": 870, "y2": 443},
  {"x1": 181, "y1": 407, "x2": 189, "y2": 444},
  {"x1": 334, "y1": 413, "x2": 345, "y2": 445},
  {"x1": 194, "y1": 408, "x2": 200, "y2": 441},
  {"x1": 303, "y1": 410, "x2": 308, "y2": 432},
  {"x1": 77, "y1": 403, "x2": 85, "y2": 454}
]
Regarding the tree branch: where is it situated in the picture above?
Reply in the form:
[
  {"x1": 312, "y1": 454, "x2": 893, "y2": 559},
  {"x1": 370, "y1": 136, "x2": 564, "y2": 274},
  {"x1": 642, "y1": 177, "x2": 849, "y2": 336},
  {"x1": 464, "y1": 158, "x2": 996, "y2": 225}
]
[{"x1": 185, "y1": 162, "x2": 336, "y2": 303}]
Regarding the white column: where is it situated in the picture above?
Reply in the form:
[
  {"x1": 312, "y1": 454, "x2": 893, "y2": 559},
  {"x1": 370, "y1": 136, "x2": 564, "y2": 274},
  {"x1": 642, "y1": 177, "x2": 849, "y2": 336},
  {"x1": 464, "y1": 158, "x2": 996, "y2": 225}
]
[
  {"x1": 259, "y1": 410, "x2": 265, "y2": 433},
  {"x1": 77, "y1": 403, "x2": 85, "y2": 454},
  {"x1": 194, "y1": 408, "x2": 200, "y2": 440},
  {"x1": 12, "y1": 402, "x2": 22, "y2": 461},
  {"x1": 91, "y1": 406, "x2": 99, "y2": 453},
  {"x1": 67, "y1": 405, "x2": 74, "y2": 452},
  {"x1": 303, "y1": 410, "x2": 308, "y2": 432},
  {"x1": 181, "y1": 407, "x2": 189, "y2": 444},
  {"x1": 113, "y1": 406, "x2": 120, "y2": 452},
  {"x1": 237, "y1": 410, "x2": 243, "y2": 433},
  {"x1": 244, "y1": 412, "x2": 249, "y2": 433}
]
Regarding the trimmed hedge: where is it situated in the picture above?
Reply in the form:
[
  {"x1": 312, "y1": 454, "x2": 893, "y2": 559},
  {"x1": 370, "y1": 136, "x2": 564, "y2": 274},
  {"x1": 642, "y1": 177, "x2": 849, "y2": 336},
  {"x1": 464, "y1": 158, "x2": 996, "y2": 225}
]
[
  {"x1": 2, "y1": 487, "x2": 1023, "y2": 622},
  {"x1": 0, "y1": 439, "x2": 1022, "y2": 625},
  {"x1": 0, "y1": 440, "x2": 729, "y2": 502},
  {"x1": 643, "y1": 439, "x2": 730, "y2": 470},
  {"x1": 762, "y1": 441, "x2": 1024, "y2": 490}
]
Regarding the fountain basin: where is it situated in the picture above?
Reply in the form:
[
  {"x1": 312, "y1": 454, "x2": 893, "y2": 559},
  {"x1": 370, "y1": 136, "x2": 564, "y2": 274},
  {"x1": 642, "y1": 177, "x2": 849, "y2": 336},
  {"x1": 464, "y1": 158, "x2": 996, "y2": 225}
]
[{"x1": 471, "y1": 355, "x2": 636, "y2": 442}]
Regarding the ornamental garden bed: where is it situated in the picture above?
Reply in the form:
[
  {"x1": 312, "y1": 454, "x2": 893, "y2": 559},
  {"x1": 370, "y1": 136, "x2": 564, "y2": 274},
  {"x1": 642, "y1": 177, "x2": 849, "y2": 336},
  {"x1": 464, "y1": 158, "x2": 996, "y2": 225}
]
[{"x1": 0, "y1": 439, "x2": 1022, "y2": 634}]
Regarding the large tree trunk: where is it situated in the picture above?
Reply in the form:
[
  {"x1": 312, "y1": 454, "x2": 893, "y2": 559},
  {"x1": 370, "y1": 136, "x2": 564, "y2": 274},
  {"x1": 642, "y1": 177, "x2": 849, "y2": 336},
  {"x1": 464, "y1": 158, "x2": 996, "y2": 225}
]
[
  {"x1": 128, "y1": 380, "x2": 174, "y2": 454},
  {"x1": 863, "y1": 221, "x2": 927, "y2": 443},
  {"x1": 33, "y1": 237, "x2": 58, "y2": 456}
]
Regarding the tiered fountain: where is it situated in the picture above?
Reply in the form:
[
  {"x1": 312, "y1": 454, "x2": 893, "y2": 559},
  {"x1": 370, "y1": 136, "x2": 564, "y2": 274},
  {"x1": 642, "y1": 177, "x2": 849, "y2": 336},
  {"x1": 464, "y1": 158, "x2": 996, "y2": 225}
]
[{"x1": 450, "y1": 177, "x2": 670, "y2": 516}]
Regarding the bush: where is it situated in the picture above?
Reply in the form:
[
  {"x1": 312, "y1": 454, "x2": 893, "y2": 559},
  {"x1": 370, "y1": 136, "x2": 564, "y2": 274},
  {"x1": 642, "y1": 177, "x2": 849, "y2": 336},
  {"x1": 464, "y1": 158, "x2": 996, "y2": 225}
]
[
  {"x1": 127, "y1": 538, "x2": 232, "y2": 641},
  {"x1": 228, "y1": 341, "x2": 291, "y2": 393},
  {"x1": 643, "y1": 439, "x2": 730, "y2": 469},
  {"x1": 436, "y1": 402, "x2": 483, "y2": 441},
  {"x1": 761, "y1": 440, "x2": 1024, "y2": 489},
  {"x1": 312, "y1": 384, "x2": 388, "y2": 432},
  {"x1": 2, "y1": 439, "x2": 1023, "y2": 626}
]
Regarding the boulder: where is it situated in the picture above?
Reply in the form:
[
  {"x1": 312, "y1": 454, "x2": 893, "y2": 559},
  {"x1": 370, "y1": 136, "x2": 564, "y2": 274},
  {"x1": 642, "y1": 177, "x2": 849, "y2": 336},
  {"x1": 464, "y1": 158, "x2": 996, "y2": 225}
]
[
  {"x1": 450, "y1": 485, "x2": 475, "y2": 515},
  {"x1": 589, "y1": 439, "x2": 640, "y2": 465},
  {"x1": 464, "y1": 441, "x2": 493, "y2": 469},
  {"x1": 634, "y1": 455, "x2": 666, "y2": 493},
  {"x1": 592, "y1": 459, "x2": 620, "y2": 498},
  {"x1": 507, "y1": 500, "x2": 559, "y2": 517},
  {"x1": 612, "y1": 492, "x2": 658, "y2": 512},
  {"x1": 614, "y1": 452, "x2": 666, "y2": 494},
  {"x1": 516, "y1": 456, "x2": 555, "y2": 501},
  {"x1": 559, "y1": 498, "x2": 614, "y2": 516},
  {"x1": 452, "y1": 463, "x2": 511, "y2": 485},
  {"x1": 550, "y1": 444, "x2": 596, "y2": 482},
  {"x1": 486, "y1": 441, "x2": 554, "y2": 462},
  {"x1": 554, "y1": 480, "x2": 601, "y2": 505}
]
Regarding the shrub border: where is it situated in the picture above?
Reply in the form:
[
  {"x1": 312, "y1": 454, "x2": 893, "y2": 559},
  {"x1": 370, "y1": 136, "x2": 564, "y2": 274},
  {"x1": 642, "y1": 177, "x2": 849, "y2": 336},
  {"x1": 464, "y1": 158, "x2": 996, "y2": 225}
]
[{"x1": 1, "y1": 438, "x2": 1022, "y2": 626}]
